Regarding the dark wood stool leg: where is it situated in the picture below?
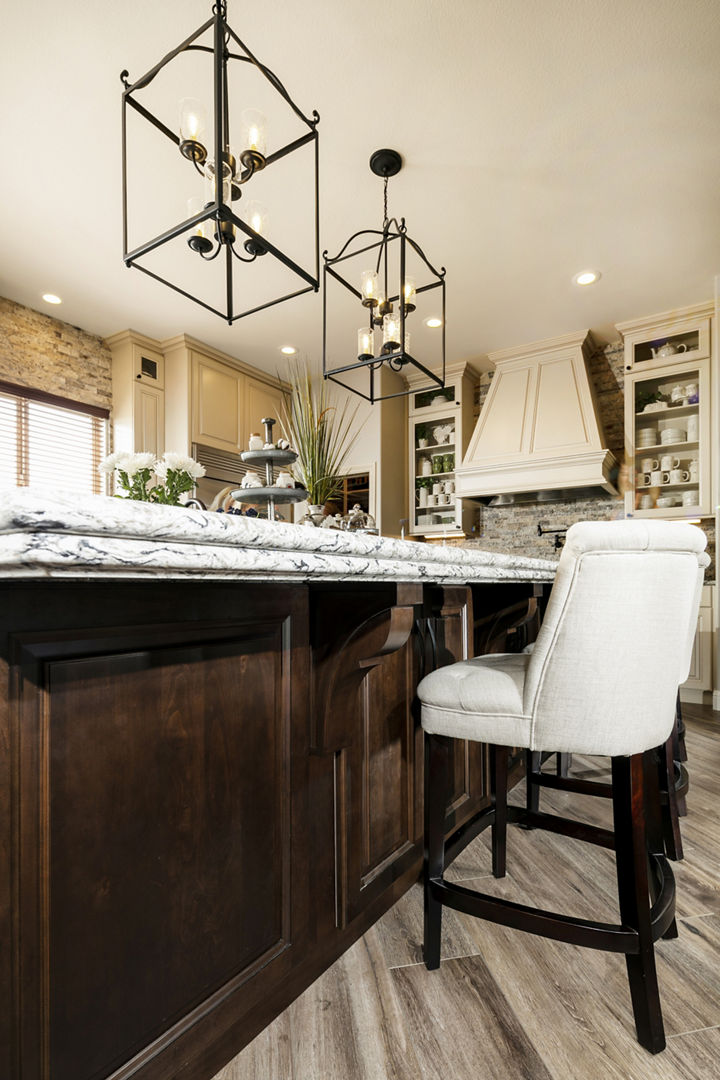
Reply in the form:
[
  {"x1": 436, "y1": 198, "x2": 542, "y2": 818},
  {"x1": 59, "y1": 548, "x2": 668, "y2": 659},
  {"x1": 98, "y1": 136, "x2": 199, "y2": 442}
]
[
  {"x1": 612, "y1": 754, "x2": 666, "y2": 1054},
  {"x1": 676, "y1": 691, "x2": 688, "y2": 763},
  {"x1": 526, "y1": 750, "x2": 541, "y2": 815},
  {"x1": 556, "y1": 752, "x2": 571, "y2": 777},
  {"x1": 490, "y1": 744, "x2": 508, "y2": 879},
  {"x1": 424, "y1": 732, "x2": 449, "y2": 970},
  {"x1": 659, "y1": 732, "x2": 684, "y2": 862},
  {"x1": 644, "y1": 750, "x2": 678, "y2": 940}
]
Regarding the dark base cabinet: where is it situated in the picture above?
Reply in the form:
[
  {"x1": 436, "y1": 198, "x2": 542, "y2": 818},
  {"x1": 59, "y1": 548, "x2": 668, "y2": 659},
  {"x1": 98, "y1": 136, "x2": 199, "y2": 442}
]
[{"x1": 0, "y1": 578, "x2": 540, "y2": 1080}]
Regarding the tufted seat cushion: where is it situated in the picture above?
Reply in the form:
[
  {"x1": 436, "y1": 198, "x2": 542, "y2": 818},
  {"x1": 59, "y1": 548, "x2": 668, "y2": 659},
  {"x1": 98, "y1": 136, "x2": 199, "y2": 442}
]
[{"x1": 419, "y1": 652, "x2": 531, "y2": 747}]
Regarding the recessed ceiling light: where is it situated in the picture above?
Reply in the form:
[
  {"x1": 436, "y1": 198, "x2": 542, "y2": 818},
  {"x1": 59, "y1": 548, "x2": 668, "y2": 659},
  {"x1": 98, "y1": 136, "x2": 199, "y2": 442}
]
[
  {"x1": 42, "y1": 293, "x2": 62, "y2": 304},
  {"x1": 572, "y1": 270, "x2": 601, "y2": 287},
  {"x1": 280, "y1": 345, "x2": 297, "y2": 355},
  {"x1": 424, "y1": 317, "x2": 442, "y2": 328}
]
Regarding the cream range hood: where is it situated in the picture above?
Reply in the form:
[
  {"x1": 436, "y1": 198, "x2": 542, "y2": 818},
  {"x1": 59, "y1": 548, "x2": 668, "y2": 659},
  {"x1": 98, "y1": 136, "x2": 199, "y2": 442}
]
[{"x1": 455, "y1": 330, "x2": 618, "y2": 503}]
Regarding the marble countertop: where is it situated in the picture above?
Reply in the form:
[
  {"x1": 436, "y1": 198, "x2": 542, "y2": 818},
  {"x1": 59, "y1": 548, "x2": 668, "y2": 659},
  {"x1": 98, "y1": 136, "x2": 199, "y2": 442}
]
[{"x1": 0, "y1": 490, "x2": 558, "y2": 584}]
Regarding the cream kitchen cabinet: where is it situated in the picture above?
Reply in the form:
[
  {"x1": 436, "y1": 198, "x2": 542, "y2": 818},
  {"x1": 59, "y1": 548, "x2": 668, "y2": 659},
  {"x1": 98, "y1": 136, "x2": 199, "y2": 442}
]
[
  {"x1": 244, "y1": 376, "x2": 286, "y2": 444},
  {"x1": 108, "y1": 332, "x2": 288, "y2": 462},
  {"x1": 681, "y1": 584, "x2": 714, "y2": 702},
  {"x1": 191, "y1": 352, "x2": 244, "y2": 453},
  {"x1": 406, "y1": 360, "x2": 479, "y2": 537},
  {"x1": 617, "y1": 304, "x2": 713, "y2": 519},
  {"x1": 107, "y1": 330, "x2": 165, "y2": 456}
]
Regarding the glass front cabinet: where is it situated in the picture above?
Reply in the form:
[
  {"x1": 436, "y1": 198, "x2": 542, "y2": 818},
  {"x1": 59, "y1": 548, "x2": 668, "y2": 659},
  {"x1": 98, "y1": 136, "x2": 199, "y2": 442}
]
[
  {"x1": 618, "y1": 304, "x2": 713, "y2": 519},
  {"x1": 406, "y1": 361, "x2": 479, "y2": 537}
]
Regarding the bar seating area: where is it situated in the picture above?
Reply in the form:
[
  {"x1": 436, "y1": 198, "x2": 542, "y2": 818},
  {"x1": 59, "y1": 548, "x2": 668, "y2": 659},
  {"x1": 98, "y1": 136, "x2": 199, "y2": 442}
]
[{"x1": 417, "y1": 520, "x2": 708, "y2": 1054}]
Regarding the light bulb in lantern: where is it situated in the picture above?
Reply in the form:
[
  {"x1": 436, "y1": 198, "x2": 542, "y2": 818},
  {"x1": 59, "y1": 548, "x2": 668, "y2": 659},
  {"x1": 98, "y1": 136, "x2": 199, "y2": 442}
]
[
  {"x1": 382, "y1": 313, "x2": 401, "y2": 353},
  {"x1": 357, "y1": 328, "x2": 374, "y2": 362},
  {"x1": 239, "y1": 109, "x2": 267, "y2": 172},
  {"x1": 361, "y1": 270, "x2": 379, "y2": 307},
  {"x1": 243, "y1": 200, "x2": 269, "y2": 256},
  {"x1": 186, "y1": 196, "x2": 213, "y2": 255},
  {"x1": 179, "y1": 98, "x2": 207, "y2": 163},
  {"x1": 403, "y1": 276, "x2": 416, "y2": 312}
]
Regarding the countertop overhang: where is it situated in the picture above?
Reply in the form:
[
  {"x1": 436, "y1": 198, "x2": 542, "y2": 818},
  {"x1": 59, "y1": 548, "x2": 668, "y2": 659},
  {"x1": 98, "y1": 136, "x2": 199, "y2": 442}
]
[{"x1": 0, "y1": 490, "x2": 557, "y2": 584}]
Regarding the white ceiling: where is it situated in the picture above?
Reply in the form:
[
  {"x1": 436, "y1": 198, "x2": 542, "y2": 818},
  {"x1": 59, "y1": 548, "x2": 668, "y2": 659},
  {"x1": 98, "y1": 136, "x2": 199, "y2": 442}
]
[{"x1": 2, "y1": 0, "x2": 720, "y2": 378}]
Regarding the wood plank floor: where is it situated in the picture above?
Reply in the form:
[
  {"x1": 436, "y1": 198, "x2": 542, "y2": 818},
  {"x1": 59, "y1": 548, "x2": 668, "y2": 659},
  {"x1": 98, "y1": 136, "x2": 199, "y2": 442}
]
[{"x1": 214, "y1": 704, "x2": 720, "y2": 1080}]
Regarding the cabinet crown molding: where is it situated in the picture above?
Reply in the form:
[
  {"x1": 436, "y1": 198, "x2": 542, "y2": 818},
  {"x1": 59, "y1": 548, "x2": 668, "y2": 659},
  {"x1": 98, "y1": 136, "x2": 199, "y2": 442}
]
[{"x1": 616, "y1": 301, "x2": 713, "y2": 338}]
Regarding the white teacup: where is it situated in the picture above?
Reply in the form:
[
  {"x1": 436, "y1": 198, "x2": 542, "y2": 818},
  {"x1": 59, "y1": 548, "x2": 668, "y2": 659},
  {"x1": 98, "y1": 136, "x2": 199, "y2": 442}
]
[
  {"x1": 426, "y1": 493, "x2": 436, "y2": 507},
  {"x1": 444, "y1": 480, "x2": 455, "y2": 494},
  {"x1": 682, "y1": 489, "x2": 699, "y2": 506},
  {"x1": 650, "y1": 470, "x2": 669, "y2": 486},
  {"x1": 640, "y1": 457, "x2": 659, "y2": 472},
  {"x1": 669, "y1": 469, "x2": 689, "y2": 484},
  {"x1": 640, "y1": 472, "x2": 651, "y2": 487},
  {"x1": 639, "y1": 494, "x2": 654, "y2": 509},
  {"x1": 432, "y1": 482, "x2": 442, "y2": 495},
  {"x1": 660, "y1": 455, "x2": 679, "y2": 471},
  {"x1": 439, "y1": 493, "x2": 450, "y2": 505}
]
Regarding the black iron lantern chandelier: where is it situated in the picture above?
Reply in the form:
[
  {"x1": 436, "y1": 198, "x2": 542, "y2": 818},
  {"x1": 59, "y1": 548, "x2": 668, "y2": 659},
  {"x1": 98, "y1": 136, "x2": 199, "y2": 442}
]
[
  {"x1": 121, "y1": 1, "x2": 319, "y2": 323},
  {"x1": 323, "y1": 149, "x2": 446, "y2": 403}
]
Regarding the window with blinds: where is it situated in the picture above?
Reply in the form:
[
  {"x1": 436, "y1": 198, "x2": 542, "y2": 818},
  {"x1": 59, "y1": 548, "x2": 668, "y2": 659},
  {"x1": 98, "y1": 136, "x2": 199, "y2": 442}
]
[{"x1": 0, "y1": 380, "x2": 110, "y2": 496}]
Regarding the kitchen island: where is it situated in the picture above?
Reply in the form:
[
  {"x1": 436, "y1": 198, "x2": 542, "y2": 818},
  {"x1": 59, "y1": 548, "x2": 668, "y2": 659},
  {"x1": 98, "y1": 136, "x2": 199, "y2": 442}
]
[{"x1": 0, "y1": 491, "x2": 556, "y2": 1080}]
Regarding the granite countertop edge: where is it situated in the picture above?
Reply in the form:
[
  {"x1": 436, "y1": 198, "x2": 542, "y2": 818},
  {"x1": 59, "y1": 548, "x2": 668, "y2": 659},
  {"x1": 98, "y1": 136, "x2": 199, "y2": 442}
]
[{"x1": 0, "y1": 490, "x2": 559, "y2": 582}]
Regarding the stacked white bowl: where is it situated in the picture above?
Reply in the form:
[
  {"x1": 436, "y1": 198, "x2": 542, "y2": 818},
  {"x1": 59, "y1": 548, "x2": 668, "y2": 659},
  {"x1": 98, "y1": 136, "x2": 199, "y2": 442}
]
[{"x1": 660, "y1": 428, "x2": 685, "y2": 445}]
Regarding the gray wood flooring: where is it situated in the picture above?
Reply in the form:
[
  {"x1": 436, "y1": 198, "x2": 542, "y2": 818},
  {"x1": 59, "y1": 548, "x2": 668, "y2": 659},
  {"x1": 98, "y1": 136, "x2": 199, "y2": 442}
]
[{"x1": 214, "y1": 704, "x2": 720, "y2": 1079}]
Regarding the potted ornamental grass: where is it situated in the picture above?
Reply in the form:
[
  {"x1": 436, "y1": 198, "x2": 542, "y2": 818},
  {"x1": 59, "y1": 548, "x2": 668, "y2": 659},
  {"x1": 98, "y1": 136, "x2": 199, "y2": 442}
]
[{"x1": 279, "y1": 361, "x2": 358, "y2": 523}]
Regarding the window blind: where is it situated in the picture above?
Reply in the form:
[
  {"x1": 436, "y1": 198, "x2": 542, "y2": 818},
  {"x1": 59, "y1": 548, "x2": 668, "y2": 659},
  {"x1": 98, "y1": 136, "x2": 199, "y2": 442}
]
[{"x1": 0, "y1": 380, "x2": 109, "y2": 496}]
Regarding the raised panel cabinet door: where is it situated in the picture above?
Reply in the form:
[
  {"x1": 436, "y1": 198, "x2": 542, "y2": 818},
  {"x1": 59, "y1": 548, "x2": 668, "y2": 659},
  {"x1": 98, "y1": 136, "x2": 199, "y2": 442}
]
[
  {"x1": 243, "y1": 377, "x2": 285, "y2": 451},
  {"x1": 133, "y1": 382, "x2": 164, "y2": 456},
  {"x1": 8, "y1": 600, "x2": 309, "y2": 1080},
  {"x1": 192, "y1": 354, "x2": 243, "y2": 452}
]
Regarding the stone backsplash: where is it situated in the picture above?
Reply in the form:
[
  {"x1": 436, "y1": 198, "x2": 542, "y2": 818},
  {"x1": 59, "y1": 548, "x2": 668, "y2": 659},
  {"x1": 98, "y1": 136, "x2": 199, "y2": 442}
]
[{"x1": 0, "y1": 297, "x2": 112, "y2": 411}]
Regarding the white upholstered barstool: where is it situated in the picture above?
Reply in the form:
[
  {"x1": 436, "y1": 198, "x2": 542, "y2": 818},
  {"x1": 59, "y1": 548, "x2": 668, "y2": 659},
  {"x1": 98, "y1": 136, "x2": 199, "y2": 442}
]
[
  {"x1": 525, "y1": 551, "x2": 710, "y2": 861},
  {"x1": 417, "y1": 520, "x2": 707, "y2": 1054}
]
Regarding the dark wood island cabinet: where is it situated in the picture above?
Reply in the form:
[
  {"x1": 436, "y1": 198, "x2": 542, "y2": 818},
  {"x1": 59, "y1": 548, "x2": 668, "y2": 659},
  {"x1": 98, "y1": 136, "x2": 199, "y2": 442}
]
[{"x1": 0, "y1": 493, "x2": 555, "y2": 1080}]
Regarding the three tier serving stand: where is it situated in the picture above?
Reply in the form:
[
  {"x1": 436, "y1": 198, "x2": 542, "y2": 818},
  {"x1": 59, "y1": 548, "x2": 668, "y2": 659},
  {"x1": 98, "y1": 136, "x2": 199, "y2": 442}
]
[{"x1": 231, "y1": 417, "x2": 308, "y2": 522}]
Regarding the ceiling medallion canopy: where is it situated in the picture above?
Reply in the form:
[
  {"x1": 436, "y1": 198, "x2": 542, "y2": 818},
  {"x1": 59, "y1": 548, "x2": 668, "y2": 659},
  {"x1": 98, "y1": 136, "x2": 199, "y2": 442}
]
[
  {"x1": 120, "y1": 0, "x2": 320, "y2": 324},
  {"x1": 322, "y1": 149, "x2": 446, "y2": 403}
]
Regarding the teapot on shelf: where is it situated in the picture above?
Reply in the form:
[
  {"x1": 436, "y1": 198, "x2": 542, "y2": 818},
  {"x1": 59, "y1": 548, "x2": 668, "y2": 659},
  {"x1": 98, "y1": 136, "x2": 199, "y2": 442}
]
[{"x1": 651, "y1": 341, "x2": 688, "y2": 360}]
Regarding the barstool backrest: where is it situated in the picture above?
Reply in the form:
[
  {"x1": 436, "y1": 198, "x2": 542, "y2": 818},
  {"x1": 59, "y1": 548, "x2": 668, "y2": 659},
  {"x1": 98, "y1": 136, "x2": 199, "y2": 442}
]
[
  {"x1": 680, "y1": 557, "x2": 710, "y2": 683},
  {"x1": 523, "y1": 521, "x2": 707, "y2": 756}
]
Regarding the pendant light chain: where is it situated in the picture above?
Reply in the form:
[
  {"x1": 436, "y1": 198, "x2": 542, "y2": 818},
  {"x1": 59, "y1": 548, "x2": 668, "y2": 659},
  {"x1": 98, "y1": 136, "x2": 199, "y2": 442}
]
[{"x1": 383, "y1": 175, "x2": 389, "y2": 229}]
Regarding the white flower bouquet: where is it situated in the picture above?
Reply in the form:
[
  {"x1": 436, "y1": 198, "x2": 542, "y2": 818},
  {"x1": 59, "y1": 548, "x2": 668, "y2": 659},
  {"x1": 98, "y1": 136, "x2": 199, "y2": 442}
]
[{"x1": 100, "y1": 451, "x2": 206, "y2": 506}]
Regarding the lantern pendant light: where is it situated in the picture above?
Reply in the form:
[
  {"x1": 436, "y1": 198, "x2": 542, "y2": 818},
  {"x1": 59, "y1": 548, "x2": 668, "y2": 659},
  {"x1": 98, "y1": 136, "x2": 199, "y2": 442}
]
[
  {"x1": 322, "y1": 149, "x2": 446, "y2": 404},
  {"x1": 121, "y1": 1, "x2": 320, "y2": 324}
]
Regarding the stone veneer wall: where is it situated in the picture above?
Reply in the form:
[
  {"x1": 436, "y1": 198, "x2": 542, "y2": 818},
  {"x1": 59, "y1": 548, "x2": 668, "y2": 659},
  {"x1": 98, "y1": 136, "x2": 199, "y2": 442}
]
[
  {"x1": 0, "y1": 297, "x2": 112, "y2": 412},
  {"x1": 462, "y1": 339, "x2": 716, "y2": 579}
]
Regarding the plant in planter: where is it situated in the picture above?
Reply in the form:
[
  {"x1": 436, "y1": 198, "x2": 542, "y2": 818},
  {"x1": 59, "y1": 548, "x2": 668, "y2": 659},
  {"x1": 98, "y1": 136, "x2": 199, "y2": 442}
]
[
  {"x1": 280, "y1": 361, "x2": 358, "y2": 518},
  {"x1": 416, "y1": 423, "x2": 430, "y2": 448}
]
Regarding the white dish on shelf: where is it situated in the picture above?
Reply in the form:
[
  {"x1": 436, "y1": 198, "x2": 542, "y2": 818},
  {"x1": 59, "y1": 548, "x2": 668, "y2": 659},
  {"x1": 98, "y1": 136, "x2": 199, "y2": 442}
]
[{"x1": 661, "y1": 428, "x2": 685, "y2": 444}]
